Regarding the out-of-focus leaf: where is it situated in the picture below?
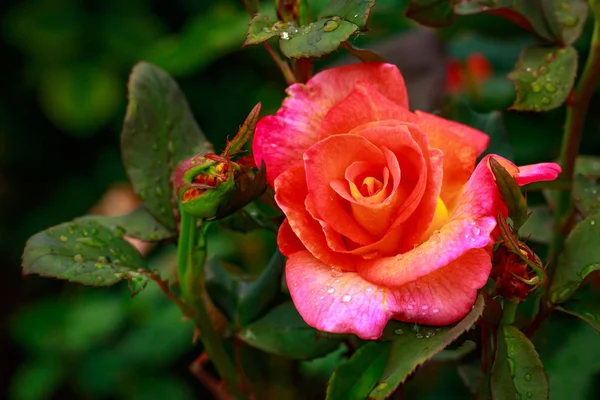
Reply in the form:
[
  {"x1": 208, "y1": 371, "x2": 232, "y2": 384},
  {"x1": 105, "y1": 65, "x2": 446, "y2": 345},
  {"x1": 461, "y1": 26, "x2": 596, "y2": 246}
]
[
  {"x1": 325, "y1": 342, "x2": 390, "y2": 400},
  {"x1": 558, "y1": 299, "x2": 600, "y2": 333},
  {"x1": 237, "y1": 302, "x2": 342, "y2": 359},
  {"x1": 575, "y1": 155, "x2": 600, "y2": 177},
  {"x1": 82, "y1": 206, "x2": 176, "y2": 242},
  {"x1": 489, "y1": 158, "x2": 528, "y2": 230},
  {"x1": 39, "y1": 65, "x2": 121, "y2": 137},
  {"x1": 508, "y1": 45, "x2": 577, "y2": 112},
  {"x1": 237, "y1": 251, "x2": 285, "y2": 326},
  {"x1": 279, "y1": 18, "x2": 358, "y2": 58},
  {"x1": 491, "y1": 326, "x2": 549, "y2": 400},
  {"x1": 341, "y1": 42, "x2": 386, "y2": 62},
  {"x1": 219, "y1": 203, "x2": 278, "y2": 233},
  {"x1": 551, "y1": 0, "x2": 589, "y2": 45},
  {"x1": 300, "y1": 344, "x2": 348, "y2": 384},
  {"x1": 549, "y1": 212, "x2": 600, "y2": 304},
  {"x1": 9, "y1": 358, "x2": 63, "y2": 400},
  {"x1": 317, "y1": 0, "x2": 375, "y2": 28},
  {"x1": 573, "y1": 174, "x2": 600, "y2": 216},
  {"x1": 405, "y1": 0, "x2": 455, "y2": 27},
  {"x1": 468, "y1": 109, "x2": 514, "y2": 161},
  {"x1": 205, "y1": 257, "x2": 238, "y2": 321},
  {"x1": 370, "y1": 295, "x2": 484, "y2": 399},
  {"x1": 22, "y1": 220, "x2": 148, "y2": 291},
  {"x1": 129, "y1": 376, "x2": 196, "y2": 400},
  {"x1": 521, "y1": 205, "x2": 553, "y2": 243},
  {"x1": 121, "y1": 62, "x2": 212, "y2": 231},
  {"x1": 146, "y1": 8, "x2": 249, "y2": 77}
]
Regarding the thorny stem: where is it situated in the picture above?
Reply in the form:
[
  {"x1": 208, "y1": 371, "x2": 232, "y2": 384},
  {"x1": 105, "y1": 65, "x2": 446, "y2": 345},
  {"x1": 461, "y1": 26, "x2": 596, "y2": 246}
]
[
  {"x1": 190, "y1": 352, "x2": 233, "y2": 400},
  {"x1": 550, "y1": 18, "x2": 600, "y2": 273},
  {"x1": 263, "y1": 42, "x2": 296, "y2": 85}
]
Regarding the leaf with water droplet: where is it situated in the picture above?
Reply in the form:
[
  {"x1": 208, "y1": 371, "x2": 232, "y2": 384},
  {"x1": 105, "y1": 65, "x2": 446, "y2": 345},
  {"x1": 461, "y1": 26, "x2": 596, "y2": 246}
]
[
  {"x1": 80, "y1": 206, "x2": 176, "y2": 242},
  {"x1": 370, "y1": 295, "x2": 485, "y2": 399},
  {"x1": 121, "y1": 62, "x2": 212, "y2": 231},
  {"x1": 317, "y1": 0, "x2": 375, "y2": 28},
  {"x1": 508, "y1": 45, "x2": 577, "y2": 112},
  {"x1": 279, "y1": 18, "x2": 358, "y2": 59},
  {"x1": 237, "y1": 302, "x2": 343, "y2": 359},
  {"x1": 549, "y1": 211, "x2": 600, "y2": 304},
  {"x1": 325, "y1": 341, "x2": 390, "y2": 400},
  {"x1": 557, "y1": 299, "x2": 600, "y2": 333},
  {"x1": 572, "y1": 174, "x2": 600, "y2": 217},
  {"x1": 22, "y1": 219, "x2": 148, "y2": 291},
  {"x1": 550, "y1": 0, "x2": 588, "y2": 45},
  {"x1": 491, "y1": 326, "x2": 549, "y2": 400}
]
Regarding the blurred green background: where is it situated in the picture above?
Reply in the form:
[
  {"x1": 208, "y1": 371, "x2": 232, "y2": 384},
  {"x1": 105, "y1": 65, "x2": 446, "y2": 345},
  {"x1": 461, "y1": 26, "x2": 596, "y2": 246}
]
[{"x1": 2, "y1": 0, "x2": 600, "y2": 399}]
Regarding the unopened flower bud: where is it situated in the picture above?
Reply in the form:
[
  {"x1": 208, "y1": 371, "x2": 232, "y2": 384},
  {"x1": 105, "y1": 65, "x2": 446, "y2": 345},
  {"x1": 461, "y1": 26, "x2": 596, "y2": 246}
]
[{"x1": 491, "y1": 243, "x2": 544, "y2": 303}]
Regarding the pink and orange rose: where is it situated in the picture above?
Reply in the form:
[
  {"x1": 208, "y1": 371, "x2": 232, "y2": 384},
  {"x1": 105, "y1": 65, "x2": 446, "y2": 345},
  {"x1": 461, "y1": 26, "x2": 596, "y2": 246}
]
[{"x1": 252, "y1": 63, "x2": 560, "y2": 340}]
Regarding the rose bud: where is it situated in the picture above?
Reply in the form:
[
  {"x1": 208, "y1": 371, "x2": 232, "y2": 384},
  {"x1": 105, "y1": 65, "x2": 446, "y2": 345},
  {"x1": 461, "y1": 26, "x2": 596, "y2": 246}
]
[{"x1": 492, "y1": 242, "x2": 544, "y2": 303}]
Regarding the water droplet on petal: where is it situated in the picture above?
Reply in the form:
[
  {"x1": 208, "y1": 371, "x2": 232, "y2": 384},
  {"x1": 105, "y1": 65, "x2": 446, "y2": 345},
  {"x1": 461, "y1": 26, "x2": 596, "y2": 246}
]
[
  {"x1": 421, "y1": 305, "x2": 428, "y2": 310},
  {"x1": 327, "y1": 288, "x2": 335, "y2": 294},
  {"x1": 432, "y1": 308, "x2": 440, "y2": 313},
  {"x1": 341, "y1": 294, "x2": 352, "y2": 302},
  {"x1": 330, "y1": 267, "x2": 343, "y2": 277}
]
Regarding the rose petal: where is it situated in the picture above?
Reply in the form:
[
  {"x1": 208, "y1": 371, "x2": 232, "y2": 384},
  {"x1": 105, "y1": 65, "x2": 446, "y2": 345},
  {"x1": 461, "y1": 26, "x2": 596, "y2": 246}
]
[
  {"x1": 254, "y1": 63, "x2": 409, "y2": 185},
  {"x1": 319, "y1": 83, "x2": 417, "y2": 138},
  {"x1": 415, "y1": 111, "x2": 490, "y2": 208},
  {"x1": 488, "y1": 157, "x2": 562, "y2": 186},
  {"x1": 286, "y1": 250, "x2": 393, "y2": 340},
  {"x1": 275, "y1": 165, "x2": 357, "y2": 269},
  {"x1": 389, "y1": 248, "x2": 491, "y2": 325},
  {"x1": 278, "y1": 219, "x2": 305, "y2": 256}
]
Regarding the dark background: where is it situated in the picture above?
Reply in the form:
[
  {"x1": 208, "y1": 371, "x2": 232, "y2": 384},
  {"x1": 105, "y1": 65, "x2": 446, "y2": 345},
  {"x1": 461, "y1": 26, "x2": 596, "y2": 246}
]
[{"x1": 2, "y1": 0, "x2": 600, "y2": 399}]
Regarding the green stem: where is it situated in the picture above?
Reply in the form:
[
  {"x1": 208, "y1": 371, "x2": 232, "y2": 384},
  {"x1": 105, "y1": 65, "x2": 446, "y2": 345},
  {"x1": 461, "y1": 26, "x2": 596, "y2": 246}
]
[
  {"x1": 177, "y1": 211, "x2": 240, "y2": 396},
  {"x1": 502, "y1": 301, "x2": 518, "y2": 326},
  {"x1": 551, "y1": 19, "x2": 600, "y2": 271}
]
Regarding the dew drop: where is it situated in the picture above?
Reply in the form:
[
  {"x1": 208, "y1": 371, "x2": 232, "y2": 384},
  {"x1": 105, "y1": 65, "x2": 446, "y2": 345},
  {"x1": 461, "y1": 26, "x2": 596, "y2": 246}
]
[
  {"x1": 330, "y1": 267, "x2": 343, "y2": 277},
  {"x1": 526, "y1": 391, "x2": 533, "y2": 398},
  {"x1": 323, "y1": 20, "x2": 339, "y2": 32},
  {"x1": 591, "y1": 220, "x2": 596, "y2": 225},
  {"x1": 280, "y1": 31, "x2": 289, "y2": 40},
  {"x1": 416, "y1": 333, "x2": 424, "y2": 339},
  {"x1": 530, "y1": 82, "x2": 542, "y2": 92},
  {"x1": 541, "y1": 96, "x2": 551, "y2": 105},
  {"x1": 59, "y1": 235, "x2": 68, "y2": 242},
  {"x1": 394, "y1": 328, "x2": 404, "y2": 335},
  {"x1": 432, "y1": 308, "x2": 440, "y2": 313},
  {"x1": 95, "y1": 263, "x2": 104, "y2": 269},
  {"x1": 407, "y1": 304, "x2": 414, "y2": 310},
  {"x1": 421, "y1": 305, "x2": 428, "y2": 311},
  {"x1": 73, "y1": 254, "x2": 85, "y2": 263},
  {"x1": 168, "y1": 141, "x2": 174, "y2": 153},
  {"x1": 156, "y1": 187, "x2": 164, "y2": 196},
  {"x1": 341, "y1": 294, "x2": 352, "y2": 302},
  {"x1": 327, "y1": 288, "x2": 335, "y2": 294},
  {"x1": 545, "y1": 83, "x2": 557, "y2": 93},
  {"x1": 538, "y1": 65, "x2": 548, "y2": 75},
  {"x1": 425, "y1": 330, "x2": 436, "y2": 338},
  {"x1": 524, "y1": 373, "x2": 532, "y2": 382},
  {"x1": 375, "y1": 383, "x2": 388, "y2": 391},
  {"x1": 97, "y1": 276, "x2": 104, "y2": 282},
  {"x1": 563, "y1": 15, "x2": 578, "y2": 27}
]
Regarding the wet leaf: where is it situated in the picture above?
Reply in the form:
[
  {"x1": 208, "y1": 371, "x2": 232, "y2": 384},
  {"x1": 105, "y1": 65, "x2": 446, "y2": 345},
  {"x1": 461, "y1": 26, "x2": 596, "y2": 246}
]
[
  {"x1": 405, "y1": 0, "x2": 455, "y2": 27},
  {"x1": 369, "y1": 295, "x2": 484, "y2": 399},
  {"x1": 557, "y1": 299, "x2": 600, "y2": 333},
  {"x1": 82, "y1": 206, "x2": 176, "y2": 242},
  {"x1": 573, "y1": 174, "x2": 600, "y2": 216},
  {"x1": 279, "y1": 17, "x2": 358, "y2": 58},
  {"x1": 317, "y1": 0, "x2": 375, "y2": 28},
  {"x1": 549, "y1": 212, "x2": 600, "y2": 304},
  {"x1": 121, "y1": 62, "x2": 212, "y2": 231},
  {"x1": 326, "y1": 341, "x2": 390, "y2": 400},
  {"x1": 244, "y1": 14, "x2": 280, "y2": 46},
  {"x1": 22, "y1": 220, "x2": 148, "y2": 290},
  {"x1": 550, "y1": 0, "x2": 589, "y2": 45},
  {"x1": 491, "y1": 326, "x2": 549, "y2": 400},
  {"x1": 508, "y1": 45, "x2": 577, "y2": 112},
  {"x1": 237, "y1": 302, "x2": 343, "y2": 359},
  {"x1": 205, "y1": 258, "x2": 238, "y2": 321},
  {"x1": 237, "y1": 251, "x2": 285, "y2": 326},
  {"x1": 520, "y1": 205, "x2": 553, "y2": 244},
  {"x1": 489, "y1": 157, "x2": 528, "y2": 230}
]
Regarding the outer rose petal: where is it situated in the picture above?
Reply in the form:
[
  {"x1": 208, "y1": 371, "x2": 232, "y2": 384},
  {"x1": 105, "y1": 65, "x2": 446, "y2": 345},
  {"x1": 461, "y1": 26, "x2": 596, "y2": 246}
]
[
  {"x1": 278, "y1": 219, "x2": 305, "y2": 257},
  {"x1": 253, "y1": 63, "x2": 409, "y2": 185},
  {"x1": 389, "y1": 248, "x2": 491, "y2": 325},
  {"x1": 488, "y1": 157, "x2": 562, "y2": 186},
  {"x1": 287, "y1": 250, "x2": 392, "y2": 340}
]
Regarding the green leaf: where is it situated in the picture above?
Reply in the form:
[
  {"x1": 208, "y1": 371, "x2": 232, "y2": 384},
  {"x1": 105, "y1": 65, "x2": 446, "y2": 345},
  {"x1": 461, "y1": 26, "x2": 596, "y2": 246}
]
[
  {"x1": 244, "y1": 14, "x2": 280, "y2": 46},
  {"x1": 557, "y1": 299, "x2": 600, "y2": 333},
  {"x1": 39, "y1": 64, "x2": 121, "y2": 137},
  {"x1": 470, "y1": 111, "x2": 514, "y2": 161},
  {"x1": 279, "y1": 18, "x2": 358, "y2": 59},
  {"x1": 575, "y1": 155, "x2": 600, "y2": 177},
  {"x1": 550, "y1": 0, "x2": 589, "y2": 45},
  {"x1": 121, "y1": 62, "x2": 212, "y2": 231},
  {"x1": 317, "y1": 0, "x2": 375, "y2": 28},
  {"x1": 219, "y1": 204, "x2": 278, "y2": 233},
  {"x1": 520, "y1": 205, "x2": 553, "y2": 244},
  {"x1": 237, "y1": 251, "x2": 285, "y2": 326},
  {"x1": 491, "y1": 326, "x2": 549, "y2": 400},
  {"x1": 22, "y1": 219, "x2": 148, "y2": 290},
  {"x1": 508, "y1": 45, "x2": 578, "y2": 112},
  {"x1": 300, "y1": 344, "x2": 348, "y2": 384},
  {"x1": 237, "y1": 302, "x2": 343, "y2": 359},
  {"x1": 549, "y1": 213, "x2": 600, "y2": 304},
  {"x1": 82, "y1": 206, "x2": 176, "y2": 242},
  {"x1": 405, "y1": 0, "x2": 455, "y2": 27},
  {"x1": 205, "y1": 258, "x2": 238, "y2": 321},
  {"x1": 489, "y1": 157, "x2": 528, "y2": 230},
  {"x1": 325, "y1": 341, "x2": 390, "y2": 400},
  {"x1": 369, "y1": 294, "x2": 485, "y2": 399},
  {"x1": 573, "y1": 174, "x2": 600, "y2": 216},
  {"x1": 341, "y1": 42, "x2": 387, "y2": 62}
]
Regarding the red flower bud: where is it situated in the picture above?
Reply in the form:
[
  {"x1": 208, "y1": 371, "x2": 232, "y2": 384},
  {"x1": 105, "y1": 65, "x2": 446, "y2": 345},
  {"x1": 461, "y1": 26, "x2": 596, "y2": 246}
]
[{"x1": 491, "y1": 243, "x2": 544, "y2": 303}]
